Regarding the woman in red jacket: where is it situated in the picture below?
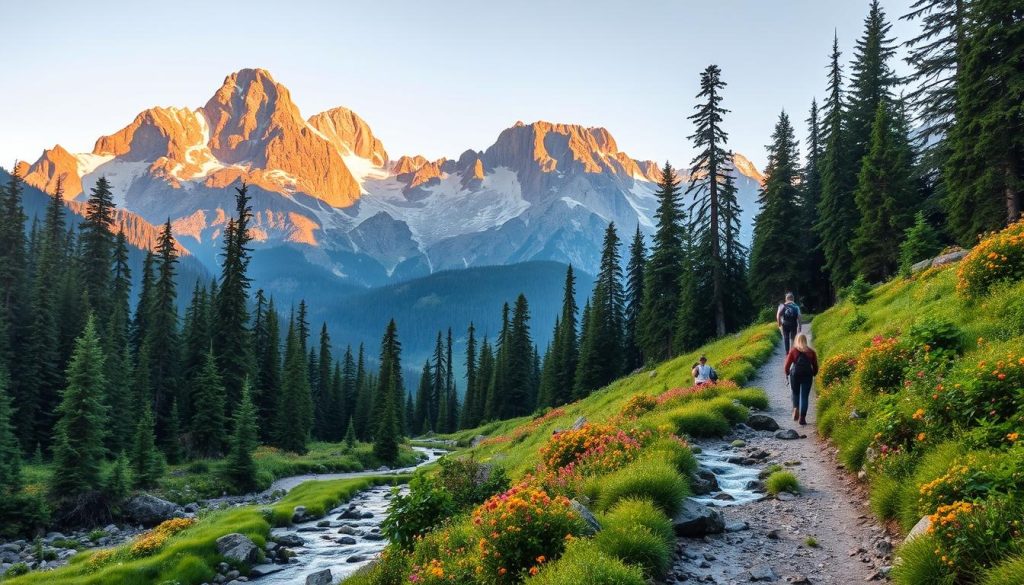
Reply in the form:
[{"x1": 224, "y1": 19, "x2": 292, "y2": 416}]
[{"x1": 783, "y1": 333, "x2": 819, "y2": 426}]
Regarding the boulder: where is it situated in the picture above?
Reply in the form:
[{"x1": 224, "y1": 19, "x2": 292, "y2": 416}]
[
  {"x1": 338, "y1": 536, "x2": 357, "y2": 545},
  {"x1": 125, "y1": 494, "x2": 183, "y2": 526},
  {"x1": 749, "y1": 564, "x2": 778, "y2": 582},
  {"x1": 570, "y1": 416, "x2": 587, "y2": 430},
  {"x1": 775, "y1": 429, "x2": 801, "y2": 440},
  {"x1": 906, "y1": 515, "x2": 932, "y2": 542},
  {"x1": 570, "y1": 500, "x2": 601, "y2": 534},
  {"x1": 306, "y1": 569, "x2": 333, "y2": 585},
  {"x1": 249, "y1": 564, "x2": 285, "y2": 577},
  {"x1": 691, "y1": 469, "x2": 719, "y2": 495},
  {"x1": 292, "y1": 506, "x2": 308, "y2": 523},
  {"x1": 673, "y1": 500, "x2": 725, "y2": 537},
  {"x1": 275, "y1": 534, "x2": 305, "y2": 548},
  {"x1": 747, "y1": 414, "x2": 780, "y2": 432},
  {"x1": 215, "y1": 533, "x2": 260, "y2": 564},
  {"x1": 347, "y1": 554, "x2": 368, "y2": 563}
]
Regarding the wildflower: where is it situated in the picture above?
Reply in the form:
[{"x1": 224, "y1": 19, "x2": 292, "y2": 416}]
[
  {"x1": 917, "y1": 432, "x2": 927, "y2": 442},
  {"x1": 1008, "y1": 432, "x2": 1019, "y2": 442}
]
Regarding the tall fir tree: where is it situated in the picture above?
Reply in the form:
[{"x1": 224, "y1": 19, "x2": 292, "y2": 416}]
[
  {"x1": 78, "y1": 176, "x2": 116, "y2": 318},
  {"x1": 190, "y1": 349, "x2": 227, "y2": 458},
  {"x1": 339, "y1": 346, "x2": 356, "y2": 436},
  {"x1": 576, "y1": 223, "x2": 625, "y2": 395},
  {"x1": 445, "y1": 328, "x2": 457, "y2": 432},
  {"x1": 944, "y1": 0, "x2": 1024, "y2": 243},
  {"x1": 130, "y1": 401, "x2": 163, "y2": 489},
  {"x1": 816, "y1": 34, "x2": 858, "y2": 291},
  {"x1": 674, "y1": 210, "x2": 707, "y2": 351},
  {"x1": 475, "y1": 338, "x2": 494, "y2": 424},
  {"x1": 500, "y1": 295, "x2": 534, "y2": 419},
  {"x1": 623, "y1": 227, "x2": 646, "y2": 372},
  {"x1": 146, "y1": 220, "x2": 181, "y2": 451},
  {"x1": 180, "y1": 282, "x2": 211, "y2": 420},
  {"x1": 316, "y1": 324, "x2": 333, "y2": 438},
  {"x1": 801, "y1": 100, "x2": 833, "y2": 310},
  {"x1": 749, "y1": 111, "x2": 805, "y2": 308},
  {"x1": 415, "y1": 360, "x2": 432, "y2": 433},
  {"x1": 307, "y1": 347, "x2": 321, "y2": 437},
  {"x1": 225, "y1": 380, "x2": 259, "y2": 491},
  {"x1": 0, "y1": 169, "x2": 29, "y2": 450},
  {"x1": 484, "y1": 303, "x2": 511, "y2": 420},
  {"x1": 214, "y1": 184, "x2": 255, "y2": 412},
  {"x1": 851, "y1": 99, "x2": 918, "y2": 281},
  {"x1": 640, "y1": 163, "x2": 684, "y2": 361},
  {"x1": 373, "y1": 320, "x2": 403, "y2": 463},
  {"x1": 540, "y1": 266, "x2": 579, "y2": 407},
  {"x1": 130, "y1": 252, "x2": 155, "y2": 358},
  {"x1": 848, "y1": 0, "x2": 899, "y2": 171},
  {"x1": 0, "y1": 365, "x2": 21, "y2": 494},
  {"x1": 460, "y1": 323, "x2": 478, "y2": 428},
  {"x1": 254, "y1": 296, "x2": 282, "y2": 441},
  {"x1": 105, "y1": 230, "x2": 134, "y2": 453},
  {"x1": 276, "y1": 318, "x2": 313, "y2": 453},
  {"x1": 430, "y1": 331, "x2": 446, "y2": 432},
  {"x1": 353, "y1": 344, "x2": 373, "y2": 440},
  {"x1": 686, "y1": 64, "x2": 747, "y2": 337},
  {"x1": 50, "y1": 316, "x2": 108, "y2": 498}
]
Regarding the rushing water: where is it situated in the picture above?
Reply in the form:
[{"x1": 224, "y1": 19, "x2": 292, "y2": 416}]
[
  {"x1": 689, "y1": 448, "x2": 764, "y2": 507},
  {"x1": 251, "y1": 447, "x2": 444, "y2": 584}
]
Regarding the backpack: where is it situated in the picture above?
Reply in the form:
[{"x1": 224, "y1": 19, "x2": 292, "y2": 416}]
[
  {"x1": 792, "y1": 351, "x2": 813, "y2": 378},
  {"x1": 781, "y1": 303, "x2": 799, "y2": 328},
  {"x1": 709, "y1": 368, "x2": 719, "y2": 382}
]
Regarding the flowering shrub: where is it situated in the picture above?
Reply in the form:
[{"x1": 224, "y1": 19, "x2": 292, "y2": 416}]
[
  {"x1": 128, "y1": 517, "x2": 196, "y2": 558},
  {"x1": 478, "y1": 409, "x2": 566, "y2": 448},
  {"x1": 819, "y1": 352, "x2": 858, "y2": 388},
  {"x1": 854, "y1": 337, "x2": 908, "y2": 394},
  {"x1": 957, "y1": 221, "x2": 1024, "y2": 298},
  {"x1": 540, "y1": 423, "x2": 646, "y2": 472},
  {"x1": 927, "y1": 499, "x2": 1024, "y2": 578},
  {"x1": 407, "y1": 524, "x2": 477, "y2": 584},
  {"x1": 906, "y1": 317, "x2": 964, "y2": 366},
  {"x1": 619, "y1": 394, "x2": 657, "y2": 418},
  {"x1": 471, "y1": 483, "x2": 585, "y2": 584},
  {"x1": 86, "y1": 548, "x2": 117, "y2": 569},
  {"x1": 868, "y1": 397, "x2": 928, "y2": 462},
  {"x1": 656, "y1": 380, "x2": 738, "y2": 406},
  {"x1": 930, "y1": 351, "x2": 1024, "y2": 446},
  {"x1": 917, "y1": 449, "x2": 1024, "y2": 516},
  {"x1": 383, "y1": 475, "x2": 456, "y2": 550}
]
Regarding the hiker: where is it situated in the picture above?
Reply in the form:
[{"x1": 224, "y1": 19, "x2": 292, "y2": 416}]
[
  {"x1": 784, "y1": 333, "x2": 819, "y2": 426},
  {"x1": 692, "y1": 355, "x2": 718, "y2": 385},
  {"x1": 777, "y1": 292, "x2": 801, "y2": 353}
]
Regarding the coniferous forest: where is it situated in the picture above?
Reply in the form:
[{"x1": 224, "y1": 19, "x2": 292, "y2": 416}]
[{"x1": 0, "y1": 0, "x2": 1021, "y2": 583}]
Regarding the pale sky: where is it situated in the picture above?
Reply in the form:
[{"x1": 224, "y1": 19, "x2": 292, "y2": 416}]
[{"x1": 1, "y1": 0, "x2": 919, "y2": 172}]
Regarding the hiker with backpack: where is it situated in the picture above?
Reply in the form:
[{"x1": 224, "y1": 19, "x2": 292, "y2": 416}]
[
  {"x1": 784, "y1": 333, "x2": 819, "y2": 425},
  {"x1": 777, "y1": 292, "x2": 801, "y2": 353},
  {"x1": 692, "y1": 355, "x2": 718, "y2": 385}
]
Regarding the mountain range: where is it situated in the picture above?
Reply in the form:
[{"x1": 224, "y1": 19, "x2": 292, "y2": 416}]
[{"x1": 16, "y1": 68, "x2": 763, "y2": 297}]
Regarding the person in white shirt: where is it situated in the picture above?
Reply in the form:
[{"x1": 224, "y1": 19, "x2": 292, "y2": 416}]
[
  {"x1": 692, "y1": 355, "x2": 715, "y2": 385},
  {"x1": 776, "y1": 292, "x2": 802, "y2": 353}
]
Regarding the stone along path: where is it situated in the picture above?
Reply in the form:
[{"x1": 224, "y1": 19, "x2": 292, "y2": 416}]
[{"x1": 671, "y1": 332, "x2": 893, "y2": 584}]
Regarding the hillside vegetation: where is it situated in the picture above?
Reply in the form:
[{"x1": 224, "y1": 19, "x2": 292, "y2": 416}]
[
  {"x1": 344, "y1": 323, "x2": 779, "y2": 584},
  {"x1": 812, "y1": 222, "x2": 1024, "y2": 585}
]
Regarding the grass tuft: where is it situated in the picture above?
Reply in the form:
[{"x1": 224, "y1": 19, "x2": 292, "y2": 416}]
[
  {"x1": 592, "y1": 459, "x2": 689, "y2": 516},
  {"x1": 765, "y1": 471, "x2": 800, "y2": 496}
]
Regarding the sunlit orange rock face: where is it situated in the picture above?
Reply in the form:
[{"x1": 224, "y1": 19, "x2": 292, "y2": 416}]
[
  {"x1": 19, "y1": 145, "x2": 81, "y2": 198},
  {"x1": 200, "y1": 68, "x2": 360, "y2": 207},
  {"x1": 308, "y1": 107, "x2": 389, "y2": 166}
]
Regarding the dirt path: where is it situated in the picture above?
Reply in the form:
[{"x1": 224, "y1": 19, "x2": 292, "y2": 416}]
[{"x1": 671, "y1": 331, "x2": 893, "y2": 584}]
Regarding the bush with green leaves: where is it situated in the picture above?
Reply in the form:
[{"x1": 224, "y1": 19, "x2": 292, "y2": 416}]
[
  {"x1": 844, "y1": 275, "x2": 872, "y2": 305},
  {"x1": 526, "y1": 540, "x2": 646, "y2": 585},
  {"x1": 847, "y1": 309, "x2": 868, "y2": 332},
  {"x1": 854, "y1": 337, "x2": 908, "y2": 394},
  {"x1": 765, "y1": 471, "x2": 800, "y2": 496},
  {"x1": 594, "y1": 521, "x2": 671, "y2": 579},
  {"x1": 927, "y1": 497, "x2": 1024, "y2": 581},
  {"x1": 592, "y1": 458, "x2": 688, "y2": 515},
  {"x1": 603, "y1": 498, "x2": 674, "y2": 547},
  {"x1": 436, "y1": 456, "x2": 509, "y2": 509},
  {"x1": 906, "y1": 317, "x2": 964, "y2": 365},
  {"x1": 381, "y1": 474, "x2": 455, "y2": 550},
  {"x1": 899, "y1": 211, "x2": 943, "y2": 276}
]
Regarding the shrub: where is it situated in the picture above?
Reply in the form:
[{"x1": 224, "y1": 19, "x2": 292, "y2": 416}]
[
  {"x1": 3, "y1": 563, "x2": 29, "y2": 578},
  {"x1": 722, "y1": 388, "x2": 769, "y2": 410},
  {"x1": 471, "y1": 483, "x2": 586, "y2": 584},
  {"x1": 604, "y1": 498, "x2": 674, "y2": 547},
  {"x1": 765, "y1": 471, "x2": 800, "y2": 496},
  {"x1": 957, "y1": 220, "x2": 1024, "y2": 298},
  {"x1": 916, "y1": 449, "x2": 1024, "y2": 517},
  {"x1": 892, "y1": 533, "x2": 955, "y2": 585},
  {"x1": 643, "y1": 436, "x2": 697, "y2": 476},
  {"x1": 869, "y1": 474, "x2": 902, "y2": 521},
  {"x1": 906, "y1": 317, "x2": 964, "y2": 362},
  {"x1": 705, "y1": 396, "x2": 750, "y2": 424},
  {"x1": 847, "y1": 309, "x2": 868, "y2": 332},
  {"x1": 854, "y1": 337, "x2": 908, "y2": 394},
  {"x1": 668, "y1": 403, "x2": 731, "y2": 438},
  {"x1": 593, "y1": 459, "x2": 688, "y2": 515},
  {"x1": 407, "y1": 522, "x2": 476, "y2": 584},
  {"x1": 620, "y1": 394, "x2": 657, "y2": 418},
  {"x1": 540, "y1": 423, "x2": 647, "y2": 472},
  {"x1": 0, "y1": 491, "x2": 49, "y2": 539},
  {"x1": 836, "y1": 422, "x2": 875, "y2": 471},
  {"x1": 436, "y1": 457, "x2": 510, "y2": 509},
  {"x1": 927, "y1": 498, "x2": 1024, "y2": 580},
  {"x1": 899, "y1": 211, "x2": 943, "y2": 276},
  {"x1": 527, "y1": 540, "x2": 646, "y2": 585},
  {"x1": 382, "y1": 474, "x2": 455, "y2": 550},
  {"x1": 844, "y1": 275, "x2": 872, "y2": 305},
  {"x1": 819, "y1": 353, "x2": 858, "y2": 388},
  {"x1": 594, "y1": 522, "x2": 671, "y2": 579}
]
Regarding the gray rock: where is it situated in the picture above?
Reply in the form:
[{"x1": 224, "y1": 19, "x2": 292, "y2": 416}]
[
  {"x1": 305, "y1": 569, "x2": 332, "y2": 585},
  {"x1": 787, "y1": 575, "x2": 812, "y2": 584},
  {"x1": 747, "y1": 414, "x2": 780, "y2": 432},
  {"x1": 347, "y1": 554, "x2": 368, "y2": 563},
  {"x1": 339, "y1": 508, "x2": 362, "y2": 520},
  {"x1": 571, "y1": 416, "x2": 587, "y2": 430},
  {"x1": 337, "y1": 536, "x2": 357, "y2": 545},
  {"x1": 777, "y1": 492, "x2": 797, "y2": 501},
  {"x1": 570, "y1": 500, "x2": 601, "y2": 534},
  {"x1": 775, "y1": 429, "x2": 801, "y2": 440},
  {"x1": 215, "y1": 533, "x2": 260, "y2": 564},
  {"x1": 275, "y1": 534, "x2": 305, "y2": 548},
  {"x1": 336, "y1": 525, "x2": 356, "y2": 535},
  {"x1": 673, "y1": 500, "x2": 725, "y2": 537},
  {"x1": 292, "y1": 506, "x2": 307, "y2": 523},
  {"x1": 749, "y1": 564, "x2": 778, "y2": 581},
  {"x1": 470, "y1": 435, "x2": 487, "y2": 447},
  {"x1": 906, "y1": 515, "x2": 932, "y2": 542},
  {"x1": 125, "y1": 494, "x2": 183, "y2": 526},
  {"x1": 363, "y1": 533, "x2": 385, "y2": 541},
  {"x1": 725, "y1": 521, "x2": 749, "y2": 532},
  {"x1": 912, "y1": 249, "x2": 968, "y2": 273},
  {"x1": 691, "y1": 469, "x2": 720, "y2": 495}
]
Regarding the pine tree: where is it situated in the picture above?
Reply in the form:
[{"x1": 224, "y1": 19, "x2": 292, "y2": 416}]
[
  {"x1": 50, "y1": 316, "x2": 108, "y2": 498},
  {"x1": 576, "y1": 223, "x2": 625, "y2": 395},
  {"x1": 900, "y1": 211, "x2": 944, "y2": 275},
  {"x1": 445, "y1": 329, "x2": 457, "y2": 432},
  {"x1": 686, "y1": 64, "x2": 746, "y2": 337},
  {"x1": 674, "y1": 211, "x2": 707, "y2": 350},
  {"x1": 130, "y1": 252, "x2": 155, "y2": 358},
  {"x1": 431, "y1": 331, "x2": 446, "y2": 432},
  {"x1": 164, "y1": 397, "x2": 183, "y2": 465},
  {"x1": 373, "y1": 320, "x2": 402, "y2": 463},
  {"x1": 460, "y1": 323, "x2": 478, "y2": 428},
  {"x1": 404, "y1": 392, "x2": 415, "y2": 436},
  {"x1": 105, "y1": 451, "x2": 131, "y2": 501},
  {"x1": 344, "y1": 416, "x2": 356, "y2": 448},
  {"x1": 848, "y1": 0, "x2": 899, "y2": 170},
  {"x1": 0, "y1": 365, "x2": 21, "y2": 494},
  {"x1": 944, "y1": 0, "x2": 1024, "y2": 243},
  {"x1": 340, "y1": 346, "x2": 356, "y2": 436},
  {"x1": 146, "y1": 220, "x2": 181, "y2": 448},
  {"x1": 225, "y1": 380, "x2": 259, "y2": 491},
  {"x1": 0, "y1": 169, "x2": 30, "y2": 450},
  {"x1": 79, "y1": 177, "x2": 116, "y2": 317},
  {"x1": 475, "y1": 338, "x2": 494, "y2": 424},
  {"x1": 749, "y1": 111, "x2": 805, "y2": 308},
  {"x1": 851, "y1": 99, "x2": 918, "y2": 281},
  {"x1": 316, "y1": 324, "x2": 333, "y2": 439},
  {"x1": 180, "y1": 282, "x2": 211, "y2": 421},
  {"x1": 130, "y1": 402, "x2": 163, "y2": 489},
  {"x1": 817, "y1": 34, "x2": 859, "y2": 290},
  {"x1": 254, "y1": 296, "x2": 282, "y2": 441},
  {"x1": 353, "y1": 344, "x2": 372, "y2": 440},
  {"x1": 307, "y1": 346, "x2": 320, "y2": 437},
  {"x1": 328, "y1": 362, "x2": 344, "y2": 440},
  {"x1": 275, "y1": 319, "x2": 313, "y2": 453},
  {"x1": 105, "y1": 230, "x2": 134, "y2": 453},
  {"x1": 501, "y1": 295, "x2": 534, "y2": 419},
  {"x1": 539, "y1": 266, "x2": 579, "y2": 408},
  {"x1": 901, "y1": 0, "x2": 967, "y2": 146},
  {"x1": 485, "y1": 303, "x2": 511, "y2": 420},
  {"x1": 415, "y1": 359, "x2": 433, "y2": 433},
  {"x1": 801, "y1": 100, "x2": 833, "y2": 311},
  {"x1": 640, "y1": 163, "x2": 684, "y2": 361},
  {"x1": 623, "y1": 227, "x2": 646, "y2": 372},
  {"x1": 214, "y1": 184, "x2": 254, "y2": 412},
  {"x1": 190, "y1": 349, "x2": 227, "y2": 458}
]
